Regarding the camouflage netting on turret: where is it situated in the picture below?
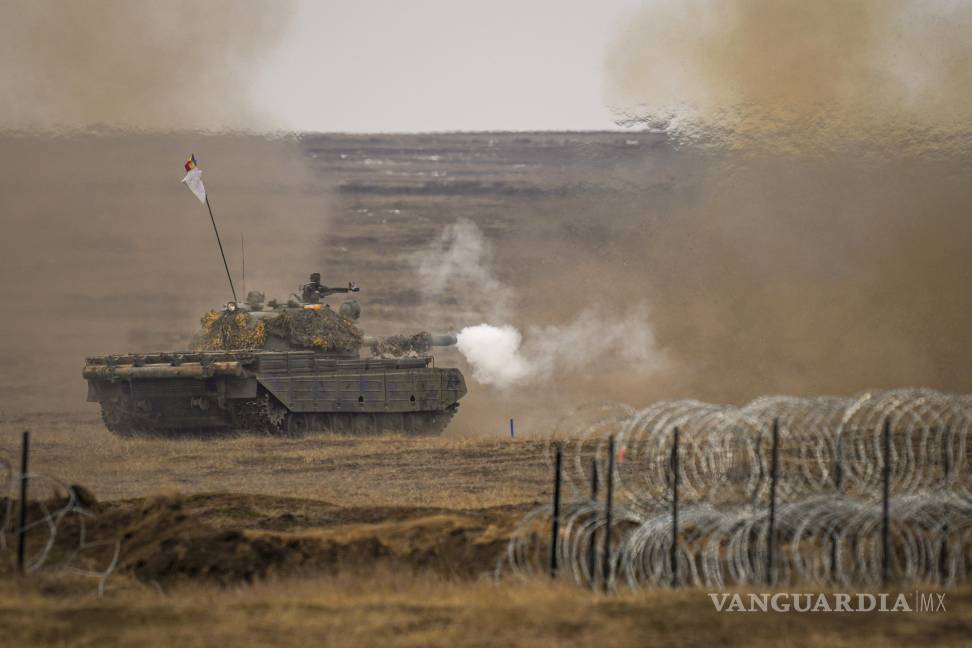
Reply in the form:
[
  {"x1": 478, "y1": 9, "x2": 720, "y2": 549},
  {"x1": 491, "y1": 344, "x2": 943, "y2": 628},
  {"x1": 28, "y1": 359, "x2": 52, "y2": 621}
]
[
  {"x1": 370, "y1": 332, "x2": 432, "y2": 358},
  {"x1": 191, "y1": 307, "x2": 363, "y2": 353},
  {"x1": 263, "y1": 308, "x2": 363, "y2": 353},
  {"x1": 191, "y1": 310, "x2": 267, "y2": 351}
]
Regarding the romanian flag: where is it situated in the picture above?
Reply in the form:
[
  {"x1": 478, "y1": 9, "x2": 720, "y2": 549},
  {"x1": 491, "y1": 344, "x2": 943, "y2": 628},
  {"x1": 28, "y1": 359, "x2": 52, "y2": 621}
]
[{"x1": 181, "y1": 154, "x2": 206, "y2": 204}]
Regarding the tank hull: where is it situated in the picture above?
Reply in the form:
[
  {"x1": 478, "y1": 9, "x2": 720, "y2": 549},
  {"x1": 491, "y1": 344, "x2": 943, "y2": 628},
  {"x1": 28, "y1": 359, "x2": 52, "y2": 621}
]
[{"x1": 84, "y1": 351, "x2": 466, "y2": 436}]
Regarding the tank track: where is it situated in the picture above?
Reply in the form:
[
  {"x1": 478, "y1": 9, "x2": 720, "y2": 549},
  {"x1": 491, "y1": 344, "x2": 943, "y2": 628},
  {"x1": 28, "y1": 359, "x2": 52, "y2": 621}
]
[
  {"x1": 101, "y1": 393, "x2": 458, "y2": 437},
  {"x1": 230, "y1": 391, "x2": 458, "y2": 436},
  {"x1": 279, "y1": 405, "x2": 458, "y2": 437},
  {"x1": 100, "y1": 399, "x2": 228, "y2": 438},
  {"x1": 100, "y1": 398, "x2": 165, "y2": 437}
]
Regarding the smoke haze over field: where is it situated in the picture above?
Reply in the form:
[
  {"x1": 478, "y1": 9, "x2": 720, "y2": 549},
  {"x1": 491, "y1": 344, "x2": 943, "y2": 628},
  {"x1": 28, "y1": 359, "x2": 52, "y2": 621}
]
[
  {"x1": 607, "y1": 0, "x2": 972, "y2": 153},
  {"x1": 413, "y1": 219, "x2": 513, "y2": 325},
  {"x1": 590, "y1": 0, "x2": 972, "y2": 401},
  {"x1": 0, "y1": 133, "x2": 331, "y2": 411},
  {"x1": 0, "y1": 0, "x2": 296, "y2": 132}
]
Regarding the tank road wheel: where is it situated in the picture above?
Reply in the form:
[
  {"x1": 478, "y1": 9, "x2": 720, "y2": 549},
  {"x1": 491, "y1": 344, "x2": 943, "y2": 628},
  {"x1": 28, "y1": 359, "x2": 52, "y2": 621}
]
[
  {"x1": 401, "y1": 412, "x2": 418, "y2": 435},
  {"x1": 100, "y1": 400, "x2": 136, "y2": 437},
  {"x1": 100, "y1": 397, "x2": 165, "y2": 437},
  {"x1": 266, "y1": 397, "x2": 291, "y2": 436},
  {"x1": 403, "y1": 405, "x2": 458, "y2": 436},
  {"x1": 229, "y1": 394, "x2": 269, "y2": 434},
  {"x1": 302, "y1": 413, "x2": 325, "y2": 433},
  {"x1": 228, "y1": 391, "x2": 291, "y2": 435},
  {"x1": 225, "y1": 402, "x2": 458, "y2": 437},
  {"x1": 351, "y1": 414, "x2": 379, "y2": 435},
  {"x1": 286, "y1": 413, "x2": 313, "y2": 437},
  {"x1": 327, "y1": 413, "x2": 353, "y2": 434},
  {"x1": 378, "y1": 413, "x2": 405, "y2": 434}
]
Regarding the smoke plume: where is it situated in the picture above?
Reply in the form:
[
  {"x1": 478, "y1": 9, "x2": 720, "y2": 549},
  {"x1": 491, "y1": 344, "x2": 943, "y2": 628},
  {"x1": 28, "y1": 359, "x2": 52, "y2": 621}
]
[
  {"x1": 457, "y1": 307, "x2": 665, "y2": 389},
  {"x1": 412, "y1": 218, "x2": 512, "y2": 326},
  {"x1": 0, "y1": 0, "x2": 297, "y2": 133},
  {"x1": 418, "y1": 219, "x2": 665, "y2": 389},
  {"x1": 455, "y1": 325, "x2": 530, "y2": 387}
]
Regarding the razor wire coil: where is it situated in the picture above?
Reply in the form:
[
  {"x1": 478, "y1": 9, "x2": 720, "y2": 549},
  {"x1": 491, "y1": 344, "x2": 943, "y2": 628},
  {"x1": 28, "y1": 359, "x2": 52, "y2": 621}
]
[
  {"x1": 0, "y1": 455, "x2": 118, "y2": 595},
  {"x1": 504, "y1": 388, "x2": 972, "y2": 589}
]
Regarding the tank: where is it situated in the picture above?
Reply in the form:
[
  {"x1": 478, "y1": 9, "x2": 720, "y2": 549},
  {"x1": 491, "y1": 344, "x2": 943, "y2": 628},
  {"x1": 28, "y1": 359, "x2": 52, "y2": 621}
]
[{"x1": 83, "y1": 275, "x2": 467, "y2": 436}]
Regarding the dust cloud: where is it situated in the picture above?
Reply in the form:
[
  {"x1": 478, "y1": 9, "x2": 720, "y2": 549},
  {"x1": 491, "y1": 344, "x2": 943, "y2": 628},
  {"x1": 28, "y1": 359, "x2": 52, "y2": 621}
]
[
  {"x1": 0, "y1": 0, "x2": 297, "y2": 133},
  {"x1": 606, "y1": 0, "x2": 972, "y2": 154},
  {"x1": 413, "y1": 218, "x2": 513, "y2": 324},
  {"x1": 588, "y1": 0, "x2": 972, "y2": 403}
]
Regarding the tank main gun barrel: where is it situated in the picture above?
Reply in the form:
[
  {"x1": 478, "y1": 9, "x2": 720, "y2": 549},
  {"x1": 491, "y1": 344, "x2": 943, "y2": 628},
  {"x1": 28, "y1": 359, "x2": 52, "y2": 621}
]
[
  {"x1": 362, "y1": 333, "x2": 456, "y2": 347},
  {"x1": 429, "y1": 333, "x2": 457, "y2": 347},
  {"x1": 364, "y1": 332, "x2": 457, "y2": 358}
]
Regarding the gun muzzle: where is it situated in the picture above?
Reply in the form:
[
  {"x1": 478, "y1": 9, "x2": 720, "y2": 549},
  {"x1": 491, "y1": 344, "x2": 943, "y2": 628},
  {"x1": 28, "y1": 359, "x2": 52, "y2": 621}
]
[{"x1": 430, "y1": 333, "x2": 458, "y2": 347}]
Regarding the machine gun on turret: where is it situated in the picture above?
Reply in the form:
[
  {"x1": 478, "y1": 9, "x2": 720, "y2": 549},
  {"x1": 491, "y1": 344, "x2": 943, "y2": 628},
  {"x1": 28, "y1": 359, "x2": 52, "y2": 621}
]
[{"x1": 297, "y1": 272, "x2": 360, "y2": 304}]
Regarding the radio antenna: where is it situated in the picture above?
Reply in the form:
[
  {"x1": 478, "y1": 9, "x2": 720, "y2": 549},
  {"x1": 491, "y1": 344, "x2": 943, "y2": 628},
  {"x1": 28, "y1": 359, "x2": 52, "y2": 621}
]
[{"x1": 241, "y1": 233, "x2": 246, "y2": 299}]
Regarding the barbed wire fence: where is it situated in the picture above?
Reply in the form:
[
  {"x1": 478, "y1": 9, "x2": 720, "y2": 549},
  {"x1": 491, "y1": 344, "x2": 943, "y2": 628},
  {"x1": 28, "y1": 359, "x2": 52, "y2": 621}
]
[
  {"x1": 0, "y1": 432, "x2": 119, "y2": 596},
  {"x1": 499, "y1": 388, "x2": 972, "y2": 590}
]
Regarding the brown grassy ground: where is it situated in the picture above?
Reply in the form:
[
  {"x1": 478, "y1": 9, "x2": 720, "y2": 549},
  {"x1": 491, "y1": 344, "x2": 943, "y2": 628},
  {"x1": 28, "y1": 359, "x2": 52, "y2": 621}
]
[
  {"x1": 0, "y1": 413, "x2": 552, "y2": 508},
  {"x1": 0, "y1": 490, "x2": 522, "y2": 586},
  {"x1": 2, "y1": 413, "x2": 970, "y2": 647},
  {"x1": 1, "y1": 575, "x2": 970, "y2": 648}
]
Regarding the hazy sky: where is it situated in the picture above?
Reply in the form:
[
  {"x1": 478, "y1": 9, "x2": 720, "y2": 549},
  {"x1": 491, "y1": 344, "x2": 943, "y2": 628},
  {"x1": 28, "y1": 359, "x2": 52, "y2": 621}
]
[
  {"x1": 5, "y1": 1, "x2": 967, "y2": 135},
  {"x1": 253, "y1": 0, "x2": 644, "y2": 132}
]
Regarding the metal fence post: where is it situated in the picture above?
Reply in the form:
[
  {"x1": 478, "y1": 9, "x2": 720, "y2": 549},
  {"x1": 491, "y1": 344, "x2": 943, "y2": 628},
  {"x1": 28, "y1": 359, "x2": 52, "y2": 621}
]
[
  {"x1": 766, "y1": 418, "x2": 780, "y2": 586},
  {"x1": 941, "y1": 425, "x2": 951, "y2": 584},
  {"x1": 549, "y1": 443, "x2": 562, "y2": 578},
  {"x1": 671, "y1": 426, "x2": 680, "y2": 588},
  {"x1": 588, "y1": 458, "x2": 598, "y2": 589},
  {"x1": 882, "y1": 417, "x2": 892, "y2": 587},
  {"x1": 17, "y1": 430, "x2": 30, "y2": 574},
  {"x1": 831, "y1": 427, "x2": 843, "y2": 582},
  {"x1": 942, "y1": 425, "x2": 952, "y2": 482},
  {"x1": 602, "y1": 435, "x2": 615, "y2": 593}
]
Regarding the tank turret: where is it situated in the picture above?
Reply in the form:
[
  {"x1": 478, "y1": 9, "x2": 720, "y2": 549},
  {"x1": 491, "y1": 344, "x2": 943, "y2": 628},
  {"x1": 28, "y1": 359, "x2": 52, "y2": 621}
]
[{"x1": 194, "y1": 274, "x2": 456, "y2": 359}]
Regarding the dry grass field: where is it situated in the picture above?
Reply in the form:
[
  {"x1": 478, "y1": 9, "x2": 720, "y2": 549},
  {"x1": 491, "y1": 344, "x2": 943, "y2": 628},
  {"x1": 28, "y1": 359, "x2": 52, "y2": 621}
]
[
  {"x1": 3, "y1": 411, "x2": 972, "y2": 646},
  {"x1": 0, "y1": 413, "x2": 551, "y2": 508},
  {"x1": 2, "y1": 576, "x2": 971, "y2": 647}
]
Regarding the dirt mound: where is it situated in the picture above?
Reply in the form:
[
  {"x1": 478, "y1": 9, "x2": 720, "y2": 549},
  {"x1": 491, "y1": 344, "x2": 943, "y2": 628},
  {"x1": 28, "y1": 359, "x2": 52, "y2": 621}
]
[{"x1": 46, "y1": 493, "x2": 521, "y2": 586}]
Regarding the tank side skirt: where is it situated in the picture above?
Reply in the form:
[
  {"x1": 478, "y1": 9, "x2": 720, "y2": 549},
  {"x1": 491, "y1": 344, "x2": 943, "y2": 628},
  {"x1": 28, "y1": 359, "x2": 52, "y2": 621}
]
[{"x1": 256, "y1": 368, "x2": 459, "y2": 413}]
